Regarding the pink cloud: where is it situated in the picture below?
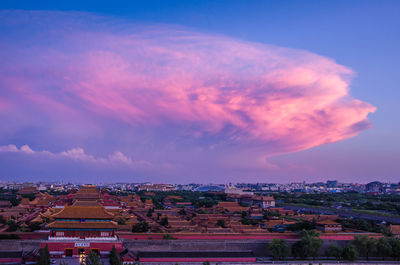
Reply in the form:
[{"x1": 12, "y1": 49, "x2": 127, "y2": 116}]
[{"x1": 0, "y1": 11, "x2": 376, "y2": 163}]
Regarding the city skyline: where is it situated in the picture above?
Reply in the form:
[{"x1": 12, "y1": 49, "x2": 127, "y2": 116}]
[{"x1": 1, "y1": 1, "x2": 399, "y2": 183}]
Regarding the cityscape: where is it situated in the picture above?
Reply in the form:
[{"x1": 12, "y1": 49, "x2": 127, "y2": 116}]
[
  {"x1": 1, "y1": 0, "x2": 400, "y2": 264},
  {"x1": 0, "y1": 181, "x2": 399, "y2": 263}
]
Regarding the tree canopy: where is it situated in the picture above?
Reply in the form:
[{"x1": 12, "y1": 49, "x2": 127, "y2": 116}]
[{"x1": 269, "y1": 238, "x2": 289, "y2": 260}]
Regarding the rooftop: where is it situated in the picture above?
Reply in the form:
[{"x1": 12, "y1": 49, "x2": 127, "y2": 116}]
[{"x1": 51, "y1": 205, "x2": 114, "y2": 219}]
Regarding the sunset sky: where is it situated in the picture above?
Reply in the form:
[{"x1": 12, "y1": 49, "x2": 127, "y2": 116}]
[{"x1": 0, "y1": 0, "x2": 399, "y2": 183}]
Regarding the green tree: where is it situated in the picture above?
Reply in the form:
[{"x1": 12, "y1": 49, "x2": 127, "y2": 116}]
[
  {"x1": 389, "y1": 236, "x2": 400, "y2": 260},
  {"x1": 353, "y1": 235, "x2": 377, "y2": 260},
  {"x1": 297, "y1": 230, "x2": 323, "y2": 259},
  {"x1": 216, "y1": 219, "x2": 226, "y2": 228},
  {"x1": 29, "y1": 222, "x2": 42, "y2": 231},
  {"x1": 6, "y1": 220, "x2": 18, "y2": 232},
  {"x1": 160, "y1": 216, "x2": 168, "y2": 227},
  {"x1": 292, "y1": 240, "x2": 305, "y2": 259},
  {"x1": 163, "y1": 234, "x2": 175, "y2": 240},
  {"x1": 202, "y1": 261, "x2": 210, "y2": 265},
  {"x1": 178, "y1": 208, "x2": 186, "y2": 215},
  {"x1": 342, "y1": 244, "x2": 358, "y2": 261},
  {"x1": 116, "y1": 218, "x2": 125, "y2": 225},
  {"x1": 325, "y1": 243, "x2": 342, "y2": 260},
  {"x1": 376, "y1": 237, "x2": 392, "y2": 260},
  {"x1": 288, "y1": 220, "x2": 316, "y2": 232},
  {"x1": 268, "y1": 238, "x2": 289, "y2": 260},
  {"x1": 85, "y1": 250, "x2": 104, "y2": 265},
  {"x1": 146, "y1": 208, "x2": 154, "y2": 217},
  {"x1": 109, "y1": 245, "x2": 122, "y2": 265},
  {"x1": 132, "y1": 221, "x2": 149, "y2": 232},
  {"x1": 37, "y1": 244, "x2": 50, "y2": 265}
]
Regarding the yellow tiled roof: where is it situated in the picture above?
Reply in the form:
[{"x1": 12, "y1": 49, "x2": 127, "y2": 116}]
[
  {"x1": 52, "y1": 205, "x2": 114, "y2": 219},
  {"x1": 46, "y1": 221, "x2": 117, "y2": 229}
]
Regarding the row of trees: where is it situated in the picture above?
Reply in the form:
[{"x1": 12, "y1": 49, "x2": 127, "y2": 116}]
[
  {"x1": 268, "y1": 230, "x2": 324, "y2": 260},
  {"x1": 274, "y1": 191, "x2": 400, "y2": 215},
  {"x1": 268, "y1": 230, "x2": 400, "y2": 261},
  {"x1": 352, "y1": 235, "x2": 400, "y2": 260},
  {"x1": 36, "y1": 234, "x2": 400, "y2": 264}
]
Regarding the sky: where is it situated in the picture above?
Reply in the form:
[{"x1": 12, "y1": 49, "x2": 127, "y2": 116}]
[{"x1": 0, "y1": 0, "x2": 399, "y2": 184}]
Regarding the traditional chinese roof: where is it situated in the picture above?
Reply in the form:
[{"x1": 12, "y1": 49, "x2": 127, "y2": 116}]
[
  {"x1": 29, "y1": 197, "x2": 51, "y2": 207},
  {"x1": 46, "y1": 221, "x2": 117, "y2": 229},
  {"x1": 51, "y1": 205, "x2": 114, "y2": 219},
  {"x1": 41, "y1": 208, "x2": 62, "y2": 218},
  {"x1": 261, "y1": 196, "x2": 275, "y2": 202},
  {"x1": 317, "y1": 219, "x2": 341, "y2": 225},
  {"x1": 390, "y1": 224, "x2": 400, "y2": 235},
  {"x1": 72, "y1": 200, "x2": 100, "y2": 207},
  {"x1": 216, "y1": 202, "x2": 249, "y2": 212},
  {"x1": 0, "y1": 201, "x2": 11, "y2": 207},
  {"x1": 18, "y1": 186, "x2": 38, "y2": 195},
  {"x1": 20, "y1": 198, "x2": 31, "y2": 205},
  {"x1": 74, "y1": 185, "x2": 100, "y2": 201},
  {"x1": 165, "y1": 196, "x2": 183, "y2": 201},
  {"x1": 31, "y1": 215, "x2": 44, "y2": 223}
]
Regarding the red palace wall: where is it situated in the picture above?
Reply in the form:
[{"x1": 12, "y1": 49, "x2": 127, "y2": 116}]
[
  {"x1": 41, "y1": 241, "x2": 123, "y2": 258},
  {"x1": 139, "y1": 257, "x2": 257, "y2": 262},
  {"x1": 118, "y1": 232, "x2": 382, "y2": 241},
  {"x1": 0, "y1": 258, "x2": 22, "y2": 263},
  {"x1": 0, "y1": 232, "x2": 49, "y2": 240}
]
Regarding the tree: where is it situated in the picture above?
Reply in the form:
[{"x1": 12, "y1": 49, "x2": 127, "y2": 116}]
[
  {"x1": 132, "y1": 221, "x2": 149, "y2": 232},
  {"x1": 292, "y1": 230, "x2": 323, "y2": 259},
  {"x1": 178, "y1": 208, "x2": 186, "y2": 215},
  {"x1": 160, "y1": 216, "x2": 168, "y2": 227},
  {"x1": 353, "y1": 235, "x2": 377, "y2": 260},
  {"x1": 116, "y1": 218, "x2": 125, "y2": 225},
  {"x1": 29, "y1": 222, "x2": 42, "y2": 231},
  {"x1": 288, "y1": 220, "x2": 316, "y2": 232},
  {"x1": 376, "y1": 237, "x2": 392, "y2": 260},
  {"x1": 85, "y1": 250, "x2": 104, "y2": 265},
  {"x1": 163, "y1": 234, "x2": 175, "y2": 240},
  {"x1": 217, "y1": 219, "x2": 226, "y2": 228},
  {"x1": 146, "y1": 208, "x2": 154, "y2": 217},
  {"x1": 6, "y1": 220, "x2": 18, "y2": 232},
  {"x1": 292, "y1": 240, "x2": 304, "y2": 259},
  {"x1": 202, "y1": 261, "x2": 210, "y2": 265},
  {"x1": 37, "y1": 244, "x2": 50, "y2": 265},
  {"x1": 353, "y1": 235, "x2": 367, "y2": 258},
  {"x1": 325, "y1": 243, "x2": 342, "y2": 260},
  {"x1": 389, "y1": 236, "x2": 400, "y2": 260},
  {"x1": 342, "y1": 244, "x2": 358, "y2": 261},
  {"x1": 109, "y1": 245, "x2": 122, "y2": 265},
  {"x1": 268, "y1": 238, "x2": 289, "y2": 260}
]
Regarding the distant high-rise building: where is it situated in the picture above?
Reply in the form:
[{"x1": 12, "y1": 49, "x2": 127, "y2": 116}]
[
  {"x1": 366, "y1": 181, "x2": 383, "y2": 193},
  {"x1": 326, "y1": 180, "x2": 338, "y2": 188}
]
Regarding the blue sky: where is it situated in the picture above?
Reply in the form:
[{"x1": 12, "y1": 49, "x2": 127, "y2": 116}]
[{"x1": 0, "y1": 0, "x2": 399, "y2": 183}]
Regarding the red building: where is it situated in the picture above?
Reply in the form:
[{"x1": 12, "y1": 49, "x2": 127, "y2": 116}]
[{"x1": 43, "y1": 187, "x2": 122, "y2": 259}]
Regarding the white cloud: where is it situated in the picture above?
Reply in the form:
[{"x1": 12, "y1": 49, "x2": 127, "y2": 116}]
[
  {"x1": 0, "y1": 144, "x2": 146, "y2": 167},
  {"x1": 108, "y1": 151, "x2": 133, "y2": 164},
  {"x1": 0, "y1": 144, "x2": 19, "y2": 152}
]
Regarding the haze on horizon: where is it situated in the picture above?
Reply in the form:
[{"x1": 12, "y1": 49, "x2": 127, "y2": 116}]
[{"x1": 0, "y1": 1, "x2": 399, "y2": 184}]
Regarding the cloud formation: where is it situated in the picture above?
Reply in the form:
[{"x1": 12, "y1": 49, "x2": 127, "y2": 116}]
[
  {"x1": 0, "y1": 144, "x2": 142, "y2": 167},
  {"x1": 0, "y1": 11, "x2": 375, "y2": 179}
]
